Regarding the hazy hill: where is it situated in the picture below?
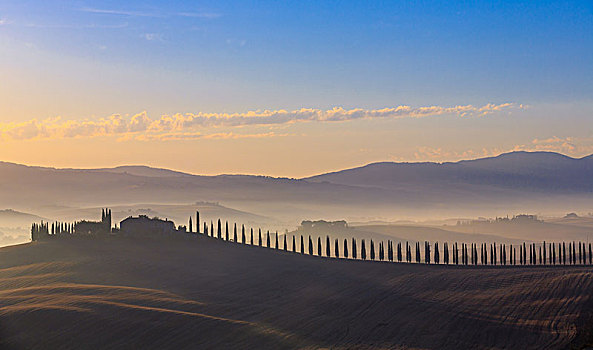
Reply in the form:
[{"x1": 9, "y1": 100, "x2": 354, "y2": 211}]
[
  {"x1": 0, "y1": 238, "x2": 591, "y2": 349},
  {"x1": 306, "y1": 151, "x2": 593, "y2": 192},
  {"x1": 0, "y1": 209, "x2": 47, "y2": 227},
  {"x1": 1, "y1": 151, "x2": 592, "y2": 221}
]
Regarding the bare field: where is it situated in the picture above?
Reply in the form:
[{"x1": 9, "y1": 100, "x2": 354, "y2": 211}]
[{"x1": 0, "y1": 237, "x2": 592, "y2": 349}]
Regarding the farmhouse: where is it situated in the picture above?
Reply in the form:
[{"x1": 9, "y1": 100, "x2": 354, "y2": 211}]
[{"x1": 120, "y1": 215, "x2": 176, "y2": 237}]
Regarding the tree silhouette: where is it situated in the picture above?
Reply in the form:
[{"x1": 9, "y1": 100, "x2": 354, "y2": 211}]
[
  {"x1": 275, "y1": 232, "x2": 279, "y2": 249},
  {"x1": 434, "y1": 242, "x2": 440, "y2": 264},
  {"x1": 242, "y1": 225, "x2": 246, "y2": 243},
  {"x1": 251, "y1": 228, "x2": 254, "y2": 245},
  {"x1": 361, "y1": 239, "x2": 367, "y2": 260},
  {"x1": 378, "y1": 242, "x2": 384, "y2": 261},
  {"x1": 352, "y1": 238, "x2": 357, "y2": 259},
  {"x1": 335, "y1": 239, "x2": 340, "y2": 259},
  {"x1": 225, "y1": 221, "x2": 229, "y2": 241},
  {"x1": 267, "y1": 230, "x2": 270, "y2": 248},
  {"x1": 234, "y1": 223, "x2": 237, "y2": 242},
  {"x1": 326, "y1": 236, "x2": 331, "y2": 257},
  {"x1": 189, "y1": 217, "x2": 193, "y2": 233},
  {"x1": 370, "y1": 240, "x2": 375, "y2": 260},
  {"x1": 344, "y1": 239, "x2": 349, "y2": 258},
  {"x1": 416, "y1": 242, "x2": 422, "y2": 263},
  {"x1": 300, "y1": 235, "x2": 305, "y2": 254},
  {"x1": 309, "y1": 236, "x2": 313, "y2": 255},
  {"x1": 318, "y1": 237, "x2": 322, "y2": 256},
  {"x1": 217, "y1": 220, "x2": 221, "y2": 239},
  {"x1": 196, "y1": 211, "x2": 200, "y2": 234},
  {"x1": 292, "y1": 235, "x2": 296, "y2": 252},
  {"x1": 563, "y1": 242, "x2": 566, "y2": 264},
  {"x1": 258, "y1": 229, "x2": 262, "y2": 247},
  {"x1": 284, "y1": 234, "x2": 287, "y2": 251},
  {"x1": 204, "y1": 222, "x2": 208, "y2": 236}
]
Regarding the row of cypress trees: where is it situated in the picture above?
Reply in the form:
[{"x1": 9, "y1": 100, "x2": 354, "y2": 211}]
[{"x1": 190, "y1": 215, "x2": 593, "y2": 266}]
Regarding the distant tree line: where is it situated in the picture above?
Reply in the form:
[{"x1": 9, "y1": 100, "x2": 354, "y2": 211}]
[{"x1": 32, "y1": 211, "x2": 593, "y2": 267}]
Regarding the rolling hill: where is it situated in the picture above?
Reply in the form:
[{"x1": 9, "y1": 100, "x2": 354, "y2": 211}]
[{"x1": 0, "y1": 237, "x2": 592, "y2": 349}]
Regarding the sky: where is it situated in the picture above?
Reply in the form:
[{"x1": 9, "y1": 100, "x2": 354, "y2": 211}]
[{"x1": 0, "y1": 1, "x2": 592, "y2": 177}]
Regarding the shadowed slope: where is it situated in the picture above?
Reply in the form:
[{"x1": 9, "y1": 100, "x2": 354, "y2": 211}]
[{"x1": 0, "y1": 237, "x2": 592, "y2": 349}]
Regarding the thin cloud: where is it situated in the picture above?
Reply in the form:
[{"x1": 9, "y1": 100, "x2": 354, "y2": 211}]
[
  {"x1": 80, "y1": 7, "x2": 221, "y2": 19},
  {"x1": 0, "y1": 103, "x2": 517, "y2": 141},
  {"x1": 80, "y1": 7, "x2": 163, "y2": 18}
]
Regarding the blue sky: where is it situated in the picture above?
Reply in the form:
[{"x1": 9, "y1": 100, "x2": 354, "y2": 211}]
[{"x1": 0, "y1": 1, "x2": 592, "y2": 176}]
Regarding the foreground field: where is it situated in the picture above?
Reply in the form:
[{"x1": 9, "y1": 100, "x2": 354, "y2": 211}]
[{"x1": 0, "y1": 237, "x2": 592, "y2": 349}]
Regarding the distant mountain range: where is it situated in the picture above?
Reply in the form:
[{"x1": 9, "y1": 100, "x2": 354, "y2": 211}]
[{"x1": 1, "y1": 151, "x2": 592, "y2": 220}]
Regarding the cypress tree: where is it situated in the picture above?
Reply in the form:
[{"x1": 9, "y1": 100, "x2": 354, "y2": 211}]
[
  {"x1": 589, "y1": 243, "x2": 592, "y2": 265},
  {"x1": 361, "y1": 239, "x2": 367, "y2": 260},
  {"x1": 388, "y1": 241, "x2": 393, "y2": 262},
  {"x1": 579, "y1": 242, "x2": 583, "y2": 265},
  {"x1": 258, "y1": 229, "x2": 262, "y2": 247},
  {"x1": 335, "y1": 239, "x2": 339, "y2": 259},
  {"x1": 225, "y1": 221, "x2": 229, "y2": 241},
  {"x1": 284, "y1": 234, "x2": 288, "y2": 251},
  {"x1": 266, "y1": 231, "x2": 270, "y2": 248},
  {"x1": 318, "y1": 237, "x2": 322, "y2": 256},
  {"x1": 407, "y1": 242, "x2": 411, "y2": 263},
  {"x1": 217, "y1": 220, "x2": 221, "y2": 239},
  {"x1": 378, "y1": 242, "x2": 384, "y2": 261},
  {"x1": 435, "y1": 242, "x2": 440, "y2": 264},
  {"x1": 563, "y1": 242, "x2": 566, "y2": 264},
  {"x1": 300, "y1": 235, "x2": 304, "y2": 254},
  {"x1": 189, "y1": 217, "x2": 193, "y2": 233},
  {"x1": 309, "y1": 236, "x2": 313, "y2": 255},
  {"x1": 326, "y1": 236, "x2": 331, "y2": 257},
  {"x1": 344, "y1": 239, "x2": 349, "y2": 259},
  {"x1": 196, "y1": 211, "x2": 200, "y2": 234},
  {"x1": 352, "y1": 238, "x2": 357, "y2": 259},
  {"x1": 250, "y1": 228, "x2": 254, "y2": 245},
  {"x1": 275, "y1": 232, "x2": 279, "y2": 249},
  {"x1": 234, "y1": 223, "x2": 237, "y2": 242},
  {"x1": 370, "y1": 240, "x2": 375, "y2": 260},
  {"x1": 242, "y1": 225, "x2": 246, "y2": 243},
  {"x1": 204, "y1": 222, "x2": 208, "y2": 236},
  {"x1": 292, "y1": 235, "x2": 296, "y2": 252}
]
